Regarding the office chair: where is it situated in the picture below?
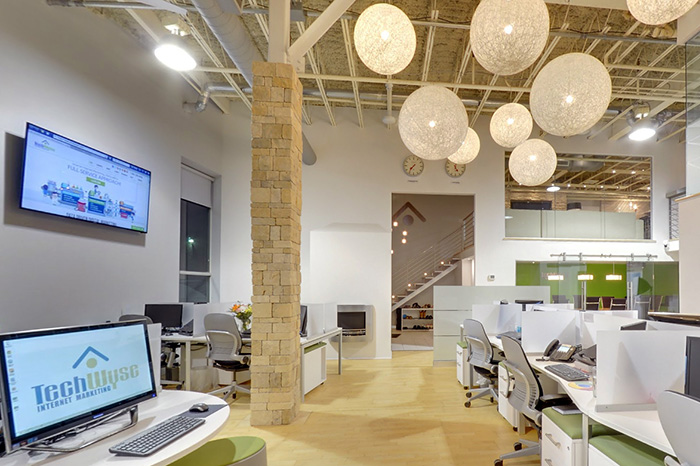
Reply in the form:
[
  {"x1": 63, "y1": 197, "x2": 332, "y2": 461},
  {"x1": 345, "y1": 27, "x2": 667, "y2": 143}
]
[
  {"x1": 585, "y1": 296, "x2": 600, "y2": 311},
  {"x1": 610, "y1": 298, "x2": 627, "y2": 311},
  {"x1": 551, "y1": 295, "x2": 568, "y2": 304},
  {"x1": 601, "y1": 296, "x2": 614, "y2": 310},
  {"x1": 118, "y1": 314, "x2": 153, "y2": 324},
  {"x1": 462, "y1": 319, "x2": 502, "y2": 408},
  {"x1": 495, "y1": 336, "x2": 570, "y2": 465},
  {"x1": 204, "y1": 313, "x2": 251, "y2": 401},
  {"x1": 658, "y1": 390, "x2": 700, "y2": 466}
]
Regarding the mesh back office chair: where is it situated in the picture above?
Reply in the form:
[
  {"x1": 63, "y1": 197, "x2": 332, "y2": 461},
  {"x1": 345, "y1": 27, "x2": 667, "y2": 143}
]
[
  {"x1": 585, "y1": 296, "x2": 601, "y2": 311},
  {"x1": 495, "y1": 336, "x2": 570, "y2": 466},
  {"x1": 610, "y1": 298, "x2": 627, "y2": 311},
  {"x1": 204, "y1": 313, "x2": 251, "y2": 401},
  {"x1": 463, "y1": 319, "x2": 502, "y2": 408},
  {"x1": 658, "y1": 390, "x2": 700, "y2": 466}
]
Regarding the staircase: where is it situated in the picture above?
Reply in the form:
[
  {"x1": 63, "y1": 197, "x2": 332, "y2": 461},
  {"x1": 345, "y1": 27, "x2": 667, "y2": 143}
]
[{"x1": 392, "y1": 213, "x2": 474, "y2": 311}]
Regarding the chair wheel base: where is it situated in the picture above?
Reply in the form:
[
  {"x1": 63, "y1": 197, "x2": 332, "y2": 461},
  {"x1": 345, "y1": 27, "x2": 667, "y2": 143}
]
[
  {"x1": 513, "y1": 442, "x2": 522, "y2": 451},
  {"x1": 464, "y1": 401, "x2": 471, "y2": 408},
  {"x1": 494, "y1": 460, "x2": 503, "y2": 466},
  {"x1": 512, "y1": 426, "x2": 518, "y2": 432},
  {"x1": 466, "y1": 392, "x2": 472, "y2": 398},
  {"x1": 490, "y1": 397, "x2": 495, "y2": 403}
]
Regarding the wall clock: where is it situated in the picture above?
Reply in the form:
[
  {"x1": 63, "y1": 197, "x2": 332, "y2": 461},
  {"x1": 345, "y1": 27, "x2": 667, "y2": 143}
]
[
  {"x1": 445, "y1": 160, "x2": 466, "y2": 178},
  {"x1": 403, "y1": 155, "x2": 424, "y2": 177}
]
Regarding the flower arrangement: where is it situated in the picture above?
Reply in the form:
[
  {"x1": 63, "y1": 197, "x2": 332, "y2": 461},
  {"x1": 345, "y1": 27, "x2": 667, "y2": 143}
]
[{"x1": 230, "y1": 302, "x2": 253, "y2": 332}]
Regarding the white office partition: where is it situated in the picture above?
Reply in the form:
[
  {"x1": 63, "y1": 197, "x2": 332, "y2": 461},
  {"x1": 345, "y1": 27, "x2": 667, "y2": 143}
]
[
  {"x1": 647, "y1": 321, "x2": 700, "y2": 332},
  {"x1": 497, "y1": 304, "x2": 523, "y2": 334},
  {"x1": 596, "y1": 329, "x2": 700, "y2": 411},
  {"x1": 533, "y1": 304, "x2": 575, "y2": 311},
  {"x1": 472, "y1": 304, "x2": 500, "y2": 334},
  {"x1": 579, "y1": 313, "x2": 645, "y2": 347},
  {"x1": 521, "y1": 310, "x2": 578, "y2": 354},
  {"x1": 608, "y1": 310, "x2": 640, "y2": 319},
  {"x1": 433, "y1": 285, "x2": 550, "y2": 361}
]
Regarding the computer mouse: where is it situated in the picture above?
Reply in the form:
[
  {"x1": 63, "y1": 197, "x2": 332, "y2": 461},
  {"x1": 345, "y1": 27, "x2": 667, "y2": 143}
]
[{"x1": 189, "y1": 403, "x2": 209, "y2": 413}]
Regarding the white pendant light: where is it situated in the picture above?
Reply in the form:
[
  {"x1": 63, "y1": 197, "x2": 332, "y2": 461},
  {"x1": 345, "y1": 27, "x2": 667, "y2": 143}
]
[
  {"x1": 490, "y1": 103, "x2": 533, "y2": 148},
  {"x1": 508, "y1": 139, "x2": 557, "y2": 186},
  {"x1": 530, "y1": 53, "x2": 612, "y2": 137},
  {"x1": 398, "y1": 86, "x2": 469, "y2": 160},
  {"x1": 470, "y1": 0, "x2": 550, "y2": 76},
  {"x1": 354, "y1": 3, "x2": 416, "y2": 75},
  {"x1": 448, "y1": 128, "x2": 481, "y2": 164},
  {"x1": 577, "y1": 273, "x2": 594, "y2": 281},
  {"x1": 627, "y1": 0, "x2": 698, "y2": 25},
  {"x1": 155, "y1": 34, "x2": 197, "y2": 71}
]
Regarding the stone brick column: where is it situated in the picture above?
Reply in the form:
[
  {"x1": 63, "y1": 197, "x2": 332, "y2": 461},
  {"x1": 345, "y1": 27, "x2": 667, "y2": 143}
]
[{"x1": 249, "y1": 61, "x2": 303, "y2": 426}]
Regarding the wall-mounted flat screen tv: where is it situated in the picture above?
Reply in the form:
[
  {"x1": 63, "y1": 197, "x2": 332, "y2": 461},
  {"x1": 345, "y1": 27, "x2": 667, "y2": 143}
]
[{"x1": 20, "y1": 123, "x2": 151, "y2": 233}]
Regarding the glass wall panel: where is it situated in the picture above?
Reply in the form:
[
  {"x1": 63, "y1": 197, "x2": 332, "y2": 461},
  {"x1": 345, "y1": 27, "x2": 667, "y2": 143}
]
[
  {"x1": 506, "y1": 154, "x2": 651, "y2": 240},
  {"x1": 516, "y1": 261, "x2": 678, "y2": 314}
]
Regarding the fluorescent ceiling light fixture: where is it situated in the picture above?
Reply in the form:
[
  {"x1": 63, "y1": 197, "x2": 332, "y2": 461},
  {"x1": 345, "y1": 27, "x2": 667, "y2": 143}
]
[
  {"x1": 505, "y1": 215, "x2": 513, "y2": 220},
  {"x1": 546, "y1": 185, "x2": 560, "y2": 192},
  {"x1": 154, "y1": 35, "x2": 196, "y2": 71},
  {"x1": 577, "y1": 273, "x2": 594, "y2": 281},
  {"x1": 547, "y1": 274, "x2": 564, "y2": 281},
  {"x1": 606, "y1": 274, "x2": 623, "y2": 281}
]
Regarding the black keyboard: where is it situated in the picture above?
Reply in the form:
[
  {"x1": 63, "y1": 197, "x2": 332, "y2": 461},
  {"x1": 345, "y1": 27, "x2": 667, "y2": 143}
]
[
  {"x1": 544, "y1": 363, "x2": 590, "y2": 381},
  {"x1": 109, "y1": 415, "x2": 204, "y2": 457}
]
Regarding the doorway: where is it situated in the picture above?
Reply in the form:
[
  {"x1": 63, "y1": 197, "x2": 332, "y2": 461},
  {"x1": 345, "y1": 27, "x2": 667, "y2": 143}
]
[{"x1": 391, "y1": 193, "x2": 475, "y2": 351}]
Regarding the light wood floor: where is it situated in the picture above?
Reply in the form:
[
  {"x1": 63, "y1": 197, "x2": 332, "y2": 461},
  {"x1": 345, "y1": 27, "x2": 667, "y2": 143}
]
[{"x1": 216, "y1": 351, "x2": 539, "y2": 465}]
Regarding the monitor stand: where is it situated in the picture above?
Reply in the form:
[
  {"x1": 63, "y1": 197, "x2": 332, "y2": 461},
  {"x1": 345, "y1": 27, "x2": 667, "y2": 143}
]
[{"x1": 23, "y1": 405, "x2": 139, "y2": 454}]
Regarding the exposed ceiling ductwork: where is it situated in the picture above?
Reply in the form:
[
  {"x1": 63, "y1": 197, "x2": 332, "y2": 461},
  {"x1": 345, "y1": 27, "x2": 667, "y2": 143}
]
[{"x1": 189, "y1": 0, "x2": 317, "y2": 165}]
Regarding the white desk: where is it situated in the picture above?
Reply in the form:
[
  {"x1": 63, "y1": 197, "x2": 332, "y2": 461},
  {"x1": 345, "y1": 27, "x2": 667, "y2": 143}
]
[
  {"x1": 300, "y1": 327, "x2": 343, "y2": 402},
  {"x1": 161, "y1": 334, "x2": 208, "y2": 391},
  {"x1": 530, "y1": 357, "x2": 674, "y2": 456},
  {"x1": 0, "y1": 391, "x2": 230, "y2": 466}
]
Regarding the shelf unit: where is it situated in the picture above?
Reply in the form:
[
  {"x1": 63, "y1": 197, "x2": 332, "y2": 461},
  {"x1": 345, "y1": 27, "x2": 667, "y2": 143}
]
[{"x1": 399, "y1": 307, "x2": 434, "y2": 332}]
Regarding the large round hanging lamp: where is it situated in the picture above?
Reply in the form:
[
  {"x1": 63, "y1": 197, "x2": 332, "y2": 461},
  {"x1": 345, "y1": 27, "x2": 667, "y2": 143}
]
[
  {"x1": 490, "y1": 103, "x2": 533, "y2": 148},
  {"x1": 509, "y1": 139, "x2": 557, "y2": 186},
  {"x1": 398, "y1": 86, "x2": 468, "y2": 160},
  {"x1": 470, "y1": 0, "x2": 550, "y2": 76},
  {"x1": 353, "y1": 3, "x2": 416, "y2": 75},
  {"x1": 448, "y1": 128, "x2": 481, "y2": 164},
  {"x1": 627, "y1": 0, "x2": 698, "y2": 25},
  {"x1": 530, "y1": 53, "x2": 611, "y2": 137}
]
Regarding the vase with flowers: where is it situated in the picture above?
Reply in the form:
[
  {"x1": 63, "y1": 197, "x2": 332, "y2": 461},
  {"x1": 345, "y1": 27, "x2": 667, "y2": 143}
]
[{"x1": 230, "y1": 302, "x2": 253, "y2": 333}]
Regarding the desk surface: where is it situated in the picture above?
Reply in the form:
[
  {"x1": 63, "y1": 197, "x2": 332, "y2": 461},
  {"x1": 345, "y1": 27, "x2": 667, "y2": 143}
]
[
  {"x1": 0, "y1": 391, "x2": 229, "y2": 466},
  {"x1": 485, "y1": 334, "x2": 674, "y2": 455}
]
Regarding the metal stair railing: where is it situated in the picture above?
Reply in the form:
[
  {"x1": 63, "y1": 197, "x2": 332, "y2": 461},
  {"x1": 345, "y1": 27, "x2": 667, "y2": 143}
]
[{"x1": 392, "y1": 213, "x2": 474, "y2": 298}]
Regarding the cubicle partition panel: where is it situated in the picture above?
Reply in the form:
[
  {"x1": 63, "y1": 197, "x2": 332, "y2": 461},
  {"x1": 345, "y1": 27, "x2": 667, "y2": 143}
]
[
  {"x1": 579, "y1": 313, "x2": 644, "y2": 348},
  {"x1": 433, "y1": 285, "x2": 550, "y2": 361},
  {"x1": 521, "y1": 310, "x2": 578, "y2": 353},
  {"x1": 596, "y1": 329, "x2": 700, "y2": 411}
]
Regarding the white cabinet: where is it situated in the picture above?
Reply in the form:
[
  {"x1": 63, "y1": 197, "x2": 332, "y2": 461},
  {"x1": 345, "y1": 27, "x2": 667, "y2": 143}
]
[
  {"x1": 456, "y1": 342, "x2": 473, "y2": 387},
  {"x1": 541, "y1": 414, "x2": 585, "y2": 466},
  {"x1": 302, "y1": 342, "x2": 327, "y2": 395},
  {"x1": 587, "y1": 445, "x2": 618, "y2": 466},
  {"x1": 497, "y1": 363, "x2": 520, "y2": 428}
]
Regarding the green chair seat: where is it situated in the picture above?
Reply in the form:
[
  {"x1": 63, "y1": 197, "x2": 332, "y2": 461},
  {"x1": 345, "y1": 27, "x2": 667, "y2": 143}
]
[
  {"x1": 589, "y1": 435, "x2": 668, "y2": 466},
  {"x1": 543, "y1": 407, "x2": 619, "y2": 439},
  {"x1": 168, "y1": 436, "x2": 266, "y2": 466}
]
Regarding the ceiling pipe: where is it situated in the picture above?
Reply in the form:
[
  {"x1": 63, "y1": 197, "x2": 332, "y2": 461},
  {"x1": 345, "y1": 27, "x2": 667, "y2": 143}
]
[{"x1": 189, "y1": 0, "x2": 317, "y2": 165}]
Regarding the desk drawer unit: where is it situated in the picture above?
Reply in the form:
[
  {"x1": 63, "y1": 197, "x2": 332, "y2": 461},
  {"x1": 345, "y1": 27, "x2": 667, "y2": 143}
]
[
  {"x1": 456, "y1": 342, "x2": 473, "y2": 387},
  {"x1": 541, "y1": 414, "x2": 579, "y2": 466},
  {"x1": 497, "y1": 364, "x2": 519, "y2": 428}
]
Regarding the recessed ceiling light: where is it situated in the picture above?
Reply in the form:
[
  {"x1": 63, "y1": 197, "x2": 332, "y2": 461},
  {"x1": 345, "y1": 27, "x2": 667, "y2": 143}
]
[
  {"x1": 629, "y1": 127, "x2": 656, "y2": 142},
  {"x1": 546, "y1": 185, "x2": 560, "y2": 192},
  {"x1": 505, "y1": 215, "x2": 513, "y2": 220}
]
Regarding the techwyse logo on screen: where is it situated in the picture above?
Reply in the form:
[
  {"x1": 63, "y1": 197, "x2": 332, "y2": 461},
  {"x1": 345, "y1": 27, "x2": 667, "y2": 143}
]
[{"x1": 31, "y1": 346, "x2": 140, "y2": 413}]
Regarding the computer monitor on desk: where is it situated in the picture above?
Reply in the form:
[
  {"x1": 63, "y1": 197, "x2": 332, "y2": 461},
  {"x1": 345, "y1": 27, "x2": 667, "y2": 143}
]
[
  {"x1": 145, "y1": 303, "x2": 192, "y2": 333},
  {"x1": 0, "y1": 321, "x2": 156, "y2": 454}
]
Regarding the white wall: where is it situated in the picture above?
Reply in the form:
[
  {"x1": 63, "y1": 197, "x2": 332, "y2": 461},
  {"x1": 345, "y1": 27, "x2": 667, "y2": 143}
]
[
  {"x1": 679, "y1": 196, "x2": 700, "y2": 313},
  {"x1": 0, "y1": 1, "x2": 225, "y2": 331},
  {"x1": 297, "y1": 106, "x2": 683, "y2": 295}
]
